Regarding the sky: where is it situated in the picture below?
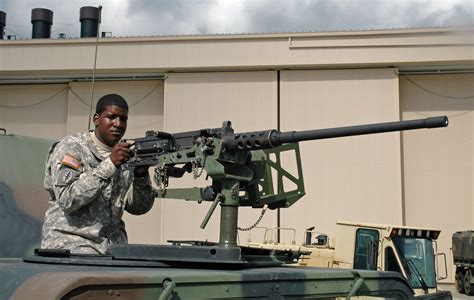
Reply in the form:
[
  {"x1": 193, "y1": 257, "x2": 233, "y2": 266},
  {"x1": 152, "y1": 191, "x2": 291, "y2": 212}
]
[{"x1": 1, "y1": 0, "x2": 473, "y2": 39}]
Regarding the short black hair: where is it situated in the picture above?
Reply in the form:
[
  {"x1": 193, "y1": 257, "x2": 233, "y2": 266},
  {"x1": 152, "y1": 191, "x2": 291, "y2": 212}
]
[{"x1": 96, "y1": 94, "x2": 129, "y2": 114}]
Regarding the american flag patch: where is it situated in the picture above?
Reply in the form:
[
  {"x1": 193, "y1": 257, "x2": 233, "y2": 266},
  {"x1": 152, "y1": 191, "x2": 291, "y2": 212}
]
[{"x1": 61, "y1": 154, "x2": 81, "y2": 170}]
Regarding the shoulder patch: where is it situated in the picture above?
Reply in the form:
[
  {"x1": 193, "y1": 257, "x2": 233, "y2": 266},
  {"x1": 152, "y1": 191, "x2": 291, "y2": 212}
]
[{"x1": 61, "y1": 154, "x2": 81, "y2": 170}]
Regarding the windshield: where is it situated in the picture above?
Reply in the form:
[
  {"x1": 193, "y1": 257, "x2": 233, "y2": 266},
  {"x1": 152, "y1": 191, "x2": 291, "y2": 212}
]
[{"x1": 392, "y1": 237, "x2": 436, "y2": 289}]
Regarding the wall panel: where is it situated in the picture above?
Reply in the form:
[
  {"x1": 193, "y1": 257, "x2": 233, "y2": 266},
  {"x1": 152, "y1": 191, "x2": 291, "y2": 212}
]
[
  {"x1": 400, "y1": 73, "x2": 474, "y2": 283},
  {"x1": 0, "y1": 84, "x2": 68, "y2": 139},
  {"x1": 162, "y1": 71, "x2": 278, "y2": 244},
  {"x1": 279, "y1": 69, "x2": 402, "y2": 244}
]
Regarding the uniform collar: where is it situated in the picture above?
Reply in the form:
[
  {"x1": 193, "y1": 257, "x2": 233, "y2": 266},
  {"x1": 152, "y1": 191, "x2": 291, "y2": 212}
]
[
  {"x1": 90, "y1": 131, "x2": 113, "y2": 153},
  {"x1": 85, "y1": 131, "x2": 106, "y2": 160}
]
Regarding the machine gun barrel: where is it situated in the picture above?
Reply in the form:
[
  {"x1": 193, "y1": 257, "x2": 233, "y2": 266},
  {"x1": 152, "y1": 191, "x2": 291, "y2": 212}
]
[
  {"x1": 274, "y1": 116, "x2": 448, "y2": 144},
  {"x1": 224, "y1": 116, "x2": 448, "y2": 150}
]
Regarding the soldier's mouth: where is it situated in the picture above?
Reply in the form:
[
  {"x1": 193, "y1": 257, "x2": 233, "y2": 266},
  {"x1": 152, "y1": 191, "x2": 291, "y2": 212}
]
[{"x1": 110, "y1": 130, "x2": 123, "y2": 136}]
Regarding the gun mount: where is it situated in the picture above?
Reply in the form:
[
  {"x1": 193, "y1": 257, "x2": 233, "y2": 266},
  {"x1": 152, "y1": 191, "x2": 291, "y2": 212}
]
[{"x1": 117, "y1": 116, "x2": 449, "y2": 266}]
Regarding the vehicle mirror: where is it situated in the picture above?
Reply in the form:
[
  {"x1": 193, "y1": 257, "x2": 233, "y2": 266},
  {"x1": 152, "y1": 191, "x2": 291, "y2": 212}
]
[{"x1": 436, "y1": 252, "x2": 448, "y2": 280}]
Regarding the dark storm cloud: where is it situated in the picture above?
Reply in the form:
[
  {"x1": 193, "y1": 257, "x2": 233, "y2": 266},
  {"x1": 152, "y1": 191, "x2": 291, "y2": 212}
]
[{"x1": 0, "y1": 0, "x2": 472, "y2": 39}]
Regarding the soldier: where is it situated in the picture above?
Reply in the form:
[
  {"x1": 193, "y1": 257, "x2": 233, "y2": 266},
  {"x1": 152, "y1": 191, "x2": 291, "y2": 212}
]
[{"x1": 41, "y1": 94, "x2": 156, "y2": 254}]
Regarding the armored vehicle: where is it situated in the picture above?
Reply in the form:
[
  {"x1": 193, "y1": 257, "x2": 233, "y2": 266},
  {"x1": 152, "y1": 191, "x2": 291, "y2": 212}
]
[
  {"x1": 0, "y1": 117, "x2": 451, "y2": 299},
  {"x1": 452, "y1": 230, "x2": 474, "y2": 295}
]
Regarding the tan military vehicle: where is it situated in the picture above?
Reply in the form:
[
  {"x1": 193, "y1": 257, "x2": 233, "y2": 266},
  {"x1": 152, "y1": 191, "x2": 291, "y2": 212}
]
[{"x1": 245, "y1": 221, "x2": 449, "y2": 297}]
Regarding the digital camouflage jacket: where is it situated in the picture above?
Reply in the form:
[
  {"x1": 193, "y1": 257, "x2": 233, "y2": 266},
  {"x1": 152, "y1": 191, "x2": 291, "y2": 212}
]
[{"x1": 41, "y1": 132, "x2": 156, "y2": 254}]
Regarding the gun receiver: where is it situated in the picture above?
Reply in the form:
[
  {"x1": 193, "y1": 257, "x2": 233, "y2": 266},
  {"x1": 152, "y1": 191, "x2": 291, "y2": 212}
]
[{"x1": 125, "y1": 116, "x2": 448, "y2": 248}]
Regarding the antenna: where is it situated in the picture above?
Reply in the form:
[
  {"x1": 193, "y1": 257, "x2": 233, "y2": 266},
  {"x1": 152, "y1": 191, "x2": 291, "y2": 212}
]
[{"x1": 87, "y1": 5, "x2": 102, "y2": 131}]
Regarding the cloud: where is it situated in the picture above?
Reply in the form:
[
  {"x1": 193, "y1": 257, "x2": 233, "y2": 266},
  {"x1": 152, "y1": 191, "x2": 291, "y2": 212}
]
[
  {"x1": 238, "y1": 0, "x2": 473, "y2": 33},
  {"x1": 0, "y1": 0, "x2": 472, "y2": 39},
  {"x1": 125, "y1": 0, "x2": 224, "y2": 35}
]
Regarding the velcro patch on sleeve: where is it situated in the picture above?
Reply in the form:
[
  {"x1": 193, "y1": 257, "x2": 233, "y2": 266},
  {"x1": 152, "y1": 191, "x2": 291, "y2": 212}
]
[{"x1": 61, "y1": 154, "x2": 81, "y2": 170}]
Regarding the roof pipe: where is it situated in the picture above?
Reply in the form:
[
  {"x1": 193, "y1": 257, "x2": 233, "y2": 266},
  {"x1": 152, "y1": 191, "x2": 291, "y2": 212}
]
[
  {"x1": 80, "y1": 6, "x2": 100, "y2": 38},
  {"x1": 31, "y1": 8, "x2": 53, "y2": 39},
  {"x1": 0, "y1": 11, "x2": 6, "y2": 40}
]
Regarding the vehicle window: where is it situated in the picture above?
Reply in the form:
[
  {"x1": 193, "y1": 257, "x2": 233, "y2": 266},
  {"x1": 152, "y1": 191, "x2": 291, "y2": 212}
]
[
  {"x1": 385, "y1": 246, "x2": 402, "y2": 274},
  {"x1": 354, "y1": 228, "x2": 379, "y2": 270},
  {"x1": 392, "y1": 237, "x2": 436, "y2": 289}
]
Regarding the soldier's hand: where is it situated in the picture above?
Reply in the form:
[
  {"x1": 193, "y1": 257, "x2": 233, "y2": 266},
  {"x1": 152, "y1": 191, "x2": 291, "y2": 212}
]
[{"x1": 110, "y1": 142, "x2": 132, "y2": 167}]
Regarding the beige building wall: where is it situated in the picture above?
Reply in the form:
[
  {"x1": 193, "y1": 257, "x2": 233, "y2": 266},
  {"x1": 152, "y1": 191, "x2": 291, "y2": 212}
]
[
  {"x1": 400, "y1": 73, "x2": 474, "y2": 283},
  {"x1": 161, "y1": 71, "x2": 279, "y2": 244},
  {"x1": 0, "y1": 84, "x2": 68, "y2": 139},
  {"x1": 279, "y1": 68, "x2": 403, "y2": 244},
  {"x1": 1, "y1": 27, "x2": 471, "y2": 74}
]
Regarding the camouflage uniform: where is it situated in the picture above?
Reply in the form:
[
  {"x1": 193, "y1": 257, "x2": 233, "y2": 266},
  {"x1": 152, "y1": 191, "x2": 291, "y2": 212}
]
[{"x1": 41, "y1": 132, "x2": 156, "y2": 254}]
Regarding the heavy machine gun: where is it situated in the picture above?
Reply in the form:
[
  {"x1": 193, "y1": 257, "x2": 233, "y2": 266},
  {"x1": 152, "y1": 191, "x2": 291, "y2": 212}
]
[
  {"x1": 118, "y1": 116, "x2": 448, "y2": 266},
  {"x1": 4, "y1": 117, "x2": 452, "y2": 299}
]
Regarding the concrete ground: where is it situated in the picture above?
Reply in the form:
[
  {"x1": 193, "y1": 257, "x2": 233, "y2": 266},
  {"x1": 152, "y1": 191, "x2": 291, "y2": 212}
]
[{"x1": 438, "y1": 283, "x2": 472, "y2": 299}]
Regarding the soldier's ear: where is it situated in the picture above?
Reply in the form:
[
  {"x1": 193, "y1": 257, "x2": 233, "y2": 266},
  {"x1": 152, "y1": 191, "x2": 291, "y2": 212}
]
[{"x1": 93, "y1": 113, "x2": 100, "y2": 126}]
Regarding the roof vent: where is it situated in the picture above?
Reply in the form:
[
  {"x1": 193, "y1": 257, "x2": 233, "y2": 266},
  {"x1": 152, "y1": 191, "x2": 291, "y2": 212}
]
[
  {"x1": 0, "y1": 11, "x2": 6, "y2": 40},
  {"x1": 80, "y1": 6, "x2": 100, "y2": 38},
  {"x1": 31, "y1": 8, "x2": 53, "y2": 39}
]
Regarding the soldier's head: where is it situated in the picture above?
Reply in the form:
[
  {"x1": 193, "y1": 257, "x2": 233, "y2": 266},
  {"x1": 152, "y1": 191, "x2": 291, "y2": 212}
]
[{"x1": 93, "y1": 94, "x2": 129, "y2": 147}]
